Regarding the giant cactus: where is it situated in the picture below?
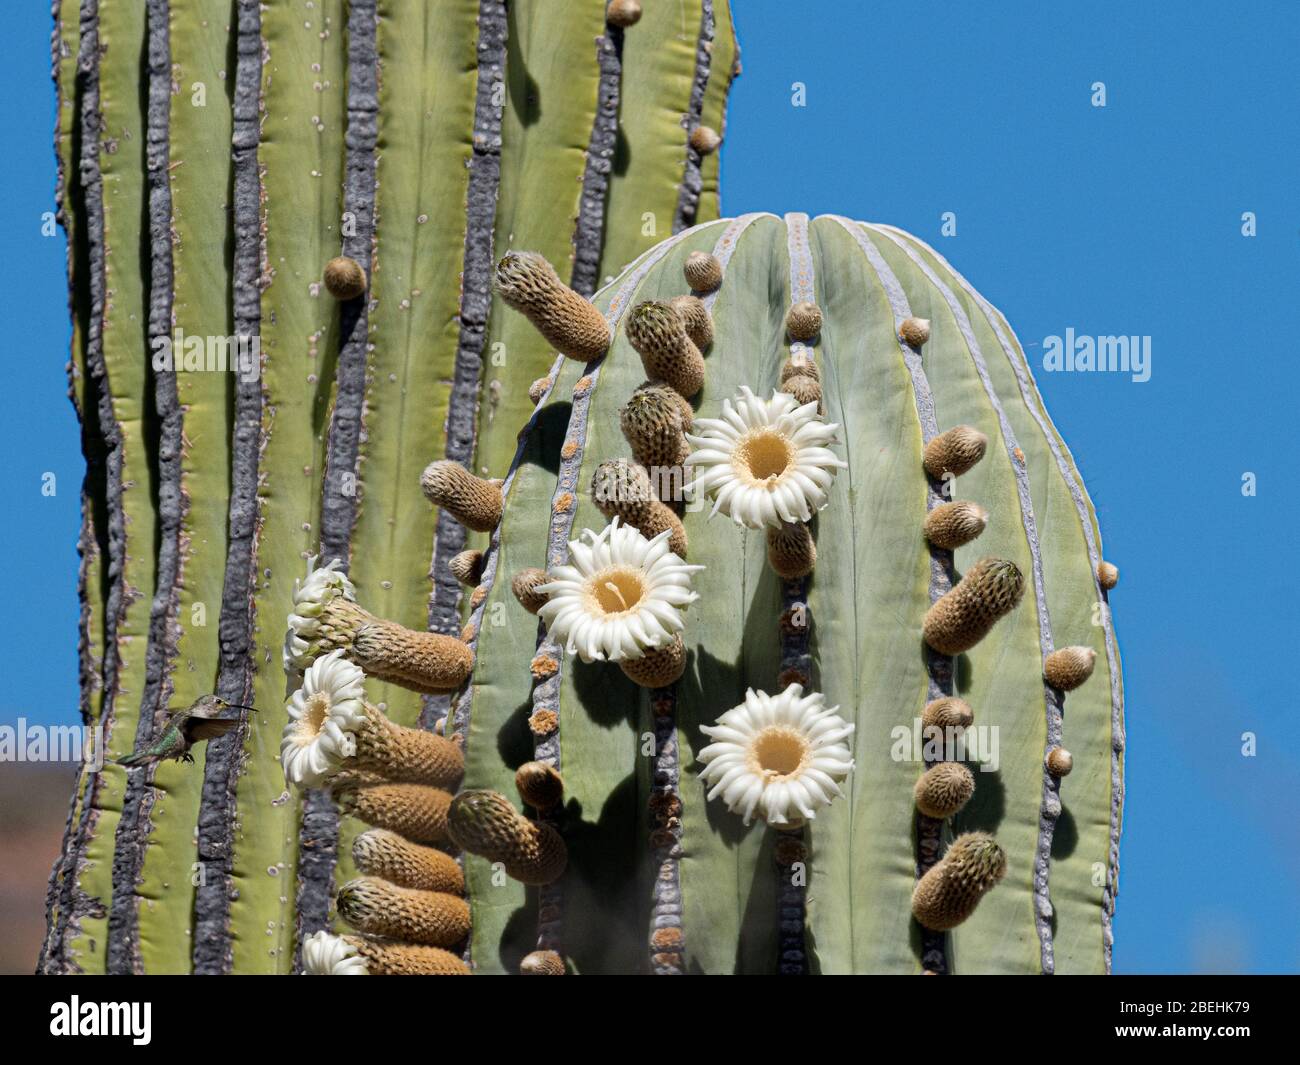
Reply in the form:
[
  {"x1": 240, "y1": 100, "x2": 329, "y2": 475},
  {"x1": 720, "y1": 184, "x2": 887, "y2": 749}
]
[
  {"x1": 43, "y1": 0, "x2": 739, "y2": 975},
  {"x1": 358, "y1": 212, "x2": 1119, "y2": 975}
]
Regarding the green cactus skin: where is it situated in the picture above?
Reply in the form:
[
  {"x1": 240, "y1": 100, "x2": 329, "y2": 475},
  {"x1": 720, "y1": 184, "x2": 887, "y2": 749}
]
[
  {"x1": 48, "y1": 0, "x2": 738, "y2": 975},
  {"x1": 459, "y1": 214, "x2": 1122, "y2": 974}
]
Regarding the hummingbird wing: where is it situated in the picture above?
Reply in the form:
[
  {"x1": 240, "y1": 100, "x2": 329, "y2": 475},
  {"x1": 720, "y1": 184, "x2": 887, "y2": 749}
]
[{"x1": 185, "y1": 717, "x2": 243, "y2": 743}]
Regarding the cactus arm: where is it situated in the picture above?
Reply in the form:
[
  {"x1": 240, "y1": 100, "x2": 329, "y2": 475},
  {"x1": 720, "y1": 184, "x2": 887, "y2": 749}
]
[
  {"x1": 855, "y1": 226, "x2": 1046, "y2": 974},
  {"x1": 106, "y1": 0, "x2": 183, "y2": 975},
  {"x1": 473, "y1": 1, "x2": 607, "y2": 481},
  {"x1": 597, "y1": 1, "x2": 706, "y2": 282},
  {"x1": 672, "y1": 1, "x2": 715, "y2": 234},
  {"x1": 807, "y1": 218, "x2": 942, "y2": 973},
  {"x1": 125, "y1": 0, "x2": 238, "y2": 975},
  {"x1": 694, "y1": 0, "x2": 737, "y2": 225},
  {"x1": 331, "y1": 0, "x2": 482, "y2": 912},
  {"x1": 883, "y1": 228, "x2": 1123, "y2": 973},
  {"x1": 59, "y1": 0, "x2": 158, "y2": 975},
  {"x1": 213, "y1": 1, "x2": 349, "y2": 975}
]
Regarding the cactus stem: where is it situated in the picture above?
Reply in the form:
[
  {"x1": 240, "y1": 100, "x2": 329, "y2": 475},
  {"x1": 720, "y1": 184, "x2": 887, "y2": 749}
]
[
  {"x1": 495, "y1": 251, "x2": 611, "y2": 361},
  {"x1": 684, "y1": 249, "x2": 723, "y2": 293},
  {"x1": 923, "y1": 500, "x2": 989, "y2": 550},
  {"x1": 336, "y1": 877, "x2": 470, "y2": 947},
  {"x1": 420, "y1": 459, "x2": 504, "y2": 532},
  {"x1": 923, "y1": 425, "x2": 989, "y2": 480},
  {"x1": 447, "y1": 789, "x2": 568, "y2": 885},
  {"x1": 323, "y1": 256, "x2": 367, "y2": 300},
  {"x1": 911, "y1": 832, "x2": 1008, "y2": 931},
  {"x1": 1044, "y1": 645, "x2": 1097, "y2": 691},
  {"x1": 510, "y1": 567, "x2": 550, "y2": 614},
  {"x1": 352, "y1": 828, "x2": 465, "y2": 894},
  {"x1": 626, "y1": 300, "x2": 706, "y2": 398},
  {"x1": 922, "y1": 557, "x2": 1025, "y2": 656}
]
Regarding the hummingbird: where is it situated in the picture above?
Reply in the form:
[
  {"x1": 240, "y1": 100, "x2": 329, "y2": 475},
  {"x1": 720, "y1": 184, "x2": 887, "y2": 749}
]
[{"x1": 115, "y1": 695, "x2": 258, "y2": 768}]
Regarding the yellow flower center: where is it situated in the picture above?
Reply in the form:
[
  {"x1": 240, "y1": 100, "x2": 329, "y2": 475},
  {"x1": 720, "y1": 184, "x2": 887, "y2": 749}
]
[
  {"x1": 298, "y1": 691, "x2": 331, "y2": 742},
  {"x1": 587, "y1": 567, "x2": 646, "y2": 616},
  {"x1": 749, "y1": 725, "x2": 811, "y2": 781},
  {"x1": 734, "y1": 429, "x2": 795, "y2": 486}
]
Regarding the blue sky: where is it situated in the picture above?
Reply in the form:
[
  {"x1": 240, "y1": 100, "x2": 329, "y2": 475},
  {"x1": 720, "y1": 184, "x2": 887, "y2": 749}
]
[{"x1": 3, "y1": 1, "x2": 1295, "y2": 974}]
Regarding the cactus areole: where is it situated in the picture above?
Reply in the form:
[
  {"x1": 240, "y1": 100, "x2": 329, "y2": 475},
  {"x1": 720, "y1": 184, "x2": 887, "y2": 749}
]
[{"x1": 44, "y1": 0, "x2": 1120, "y2": 975}]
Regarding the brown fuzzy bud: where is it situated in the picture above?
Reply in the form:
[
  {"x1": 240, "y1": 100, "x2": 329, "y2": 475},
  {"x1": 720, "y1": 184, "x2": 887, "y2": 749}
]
[
  {"x1": 780, "y1": 354, "x2": 821, "y2": 384},
  {"x1": 337, "y1": 783, "x2": 453, "y2": 845},
  {"x1": 923, "y1": 425, "x2": 988, "y2": 479},
  {"x1": 924, "y1": 500, "x2": 989, "y2": 550},
  {"x1": 921, "y1": 697, "x2": 974, "y2": 731},
  {"x1": 625, "y1": 300, "x2": 705, "y2": 399},
  {"x1": 1043, "y1": 645, "x2": 1097, "y2": 691},
  {"x1": 766, "y1": 522, "x2": 816, "y2": 579},
  {"x1": 314, "y1": 598, "x2": 474, "y2": 694},
  {"x1": 351, "y1": 621, "x2": 474, "y2": 695},
  {"x1": 448, "y1": 549, "x2": 485, "y2": 587},
  {"x1": 899, "y1": 317, "x2": 931, "y2": 347},
  {"x1": 323, "y1": 255, "x2": 366, "y2": 300},
  {"x1": 511, "y1": 568, "x2": 550, "y2": 614},
  {"x1": 592, "y1": 459, "x2": 688, "y2": 556},
  {"x1": 923, "y1": 558, "x2": 1025, "y2": 655},
  {"x1": 337, "y1": 877, "x2": 470, "y2": 948},
  {"x1": 785, "y1": 301, "x2": 823, "y2": 342},
  {"x1": 1046, "y1": 747, "x2": 1074, "y2": 777},
  {"x1": 684, "y1": 250, "x2": 723, "y2": 293},
  {"x1": 621, "y1": 383, "x2": 690, "y2": 474},
  {"x1": 605, "y1": 0, "x2": 641, "y2": 28},
  {"x1": 913, "y1": 762, "x2": 976, "y2": 819},
  {"x1": 494, "y1": 251, "x2": 610, "y2": 361},
  {"x1": 352, "y1": 828, "x2": 465, "y2": 895},
  {"x1": 515, "y1": 761, "x2": 564, "y2": 811},
  {"x1": 669, "y1": 294, "x2": 714, "y2": 350},
  {"x1": 520, "y1": 949, "x2": 566, "y2": 975},
  {"x1": 911, "y1": 832, "x2": 1007, "y2": 931},
  {"x1": 688, "y1": 124, "x2": 721, "y2": 154},
  {"x1": 349, "y1": 704, "x2": 465, "y2": 788},
  {"x1": 780, "y1": 373, "x2": 822, "y2": 408},
  {"x1": 447, "y1": 789, "x2": 568, "y2": 885},
  {"x1": 420, "y1": 460, "x2": 503, "y2": 532},
  {"x1": 345, "y1": 936, "x2": 470, "y2": 975},
  {"x1": 619, "y1": 634, "x2": 687, "y2": 689},
  {"x1": 528, "y1": 375, "x2": 552, "y2": 405},
  {"x1": 1097, "y1": 560, "x2": 1119, "y2": 590}
]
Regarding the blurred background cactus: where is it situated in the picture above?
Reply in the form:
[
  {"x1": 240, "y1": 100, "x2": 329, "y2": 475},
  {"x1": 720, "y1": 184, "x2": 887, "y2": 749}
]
[{"x1": 43, "y1": 0, "x2": 738, "y2": 975}]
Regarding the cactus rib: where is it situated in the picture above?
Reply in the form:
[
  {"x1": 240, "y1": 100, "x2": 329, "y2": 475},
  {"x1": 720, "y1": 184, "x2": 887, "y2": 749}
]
[
  {"x1": 869, "y1": 223, "x2": 1076, "y2": 973},
  {"x1": 107, "y1": 0, "x2": 183, "y2": 976},
  {"x1": 424, "y1": 0, "x2": 507, "y2": 670},
  {"x1": 674, "y1": 1, "x2": 716, "y2": 233},
  {"x1": 570, "y1": 17, "x2": 625, "y2": 298},
  {"x1": 294, "y1": 0, "x2": 380, "y2": 969},
  {"x1": 877, "y1": 223, "x2": 1125, "y2": 970}
]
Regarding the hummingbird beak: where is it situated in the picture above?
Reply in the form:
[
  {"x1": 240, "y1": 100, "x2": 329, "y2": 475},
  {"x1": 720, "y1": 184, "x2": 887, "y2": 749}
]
[{"x1": 225, "y1": 704, "x2": 259, "y2": 713}]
